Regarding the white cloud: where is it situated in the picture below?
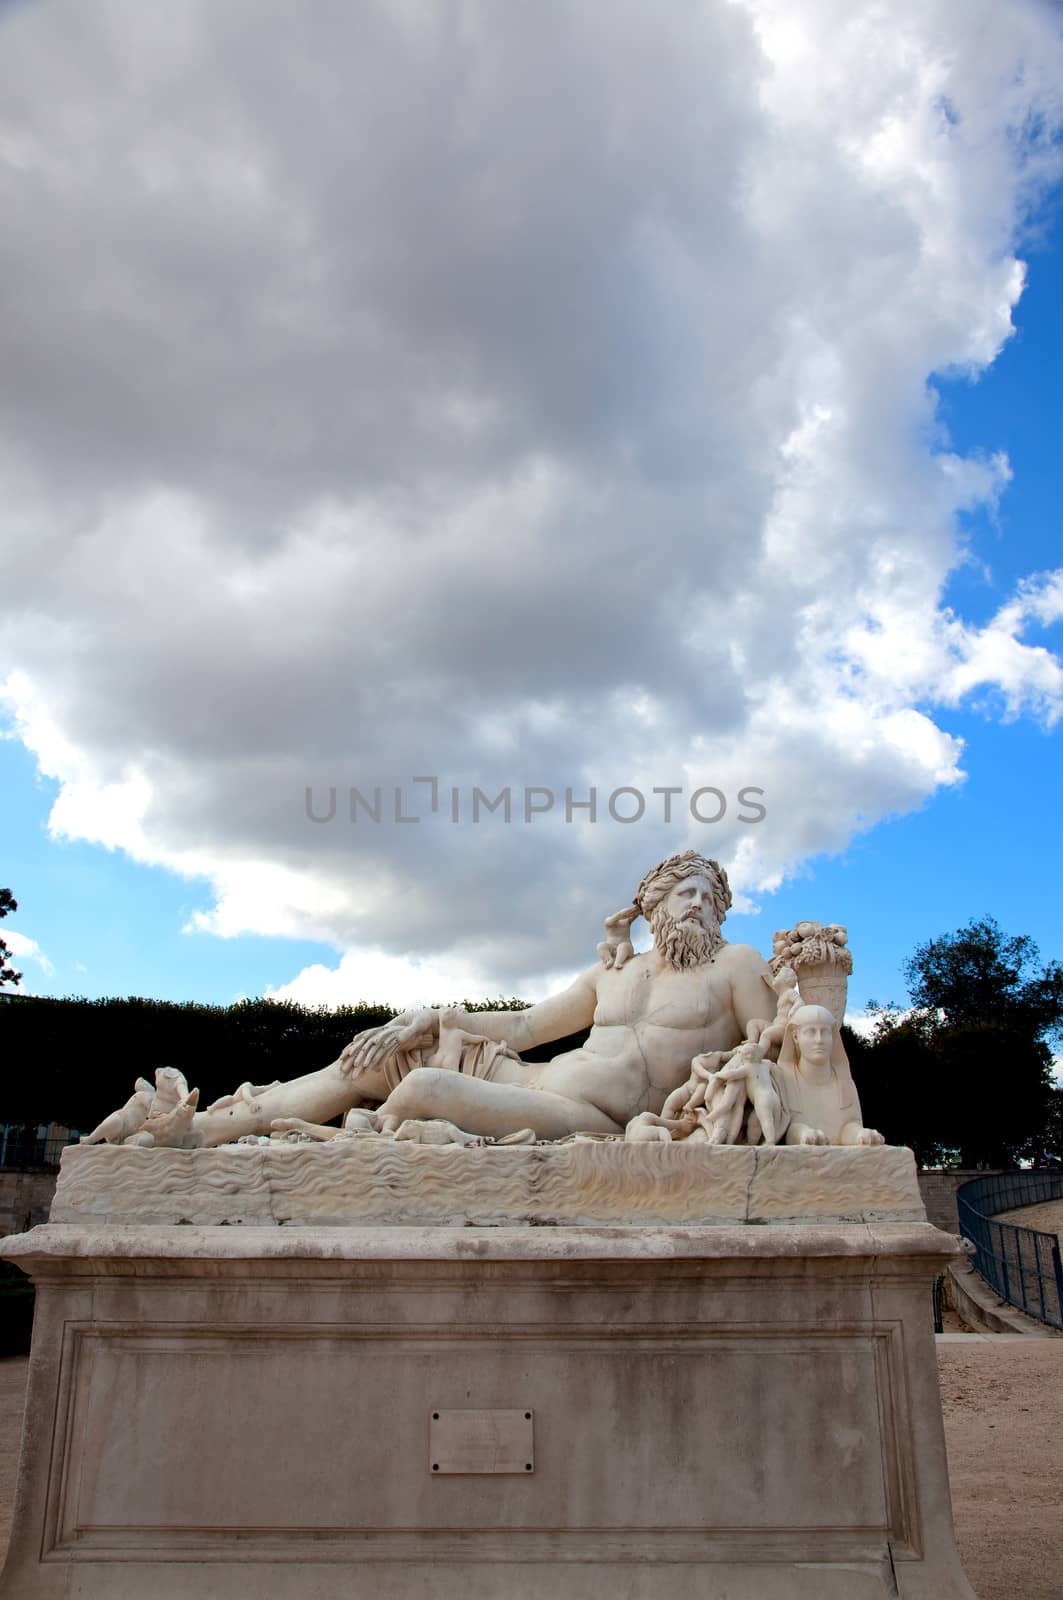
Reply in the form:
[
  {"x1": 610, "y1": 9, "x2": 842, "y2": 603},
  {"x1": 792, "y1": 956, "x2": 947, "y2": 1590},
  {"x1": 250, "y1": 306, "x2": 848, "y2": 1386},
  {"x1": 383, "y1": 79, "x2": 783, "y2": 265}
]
[
  {"x1": 1, "y1": 0, "x2": 1062, "y2": 991},
  {"x1": 265, "y1": 950, "x2": 583, "y2": 1013},
  {"x1": 2, "y1": 931, "x2": 55, "y2": 979},
  {"x1": 842, "y1": 1011, "x2": 881, "y2": 1042}
]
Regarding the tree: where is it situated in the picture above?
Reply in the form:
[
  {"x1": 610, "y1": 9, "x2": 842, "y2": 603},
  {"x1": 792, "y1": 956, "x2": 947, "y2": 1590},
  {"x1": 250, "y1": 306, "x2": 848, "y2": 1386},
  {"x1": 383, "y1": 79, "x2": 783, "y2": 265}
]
[
  {"x1": 904, "y1": 917, "x2": 1063, "y2": 1043},
  {"x1": 1039, "y1": 1086, "x2": 1063, "y2": 1167},
  {"x1": 0, "y1": 888, "x2": 21, "y2": 989},
  {"x1": 855, "y1": 918, "x2": 1063, "y2": 1168}
]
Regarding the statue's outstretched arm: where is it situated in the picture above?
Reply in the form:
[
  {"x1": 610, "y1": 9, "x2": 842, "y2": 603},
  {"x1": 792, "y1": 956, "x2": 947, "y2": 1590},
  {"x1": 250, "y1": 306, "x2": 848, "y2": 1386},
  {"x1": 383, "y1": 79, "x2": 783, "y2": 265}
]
[{"x1": 445, "y1": 967, "x2": 600, "y2": 1053}]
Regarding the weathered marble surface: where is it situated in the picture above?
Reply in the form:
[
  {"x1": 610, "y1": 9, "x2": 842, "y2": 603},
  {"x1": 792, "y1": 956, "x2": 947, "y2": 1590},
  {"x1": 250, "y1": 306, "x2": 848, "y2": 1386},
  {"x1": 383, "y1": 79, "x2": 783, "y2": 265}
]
[
  {"x1": 0, "y1": 1221, "x2": 974, "y2": 1600},
  {"x1": 50, "y1": 1139, "x2": 927, "y2": 1227}
]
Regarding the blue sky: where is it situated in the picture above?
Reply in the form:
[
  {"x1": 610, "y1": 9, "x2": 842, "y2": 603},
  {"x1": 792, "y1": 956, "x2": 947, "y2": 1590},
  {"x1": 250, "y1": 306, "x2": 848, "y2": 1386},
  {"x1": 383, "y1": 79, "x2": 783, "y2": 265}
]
[{"x1": 1, "y1": 2, "x2": 1062, "y2": 1021}]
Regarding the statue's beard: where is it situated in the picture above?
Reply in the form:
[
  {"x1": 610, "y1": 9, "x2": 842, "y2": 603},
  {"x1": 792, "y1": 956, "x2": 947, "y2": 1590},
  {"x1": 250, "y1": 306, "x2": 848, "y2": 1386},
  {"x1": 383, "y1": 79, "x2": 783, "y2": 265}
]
[{"x1": 650, "y1": 906, "x2": 724, "y2": 970}]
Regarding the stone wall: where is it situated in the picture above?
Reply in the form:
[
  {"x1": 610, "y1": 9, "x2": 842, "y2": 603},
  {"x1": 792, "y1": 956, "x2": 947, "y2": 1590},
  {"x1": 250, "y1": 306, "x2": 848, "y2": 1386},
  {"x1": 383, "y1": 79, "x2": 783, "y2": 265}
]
[
  {"x1": 916, "y1": 1170, "x2": 1002, "y2": 1234},
  {"x1": 0, "y1": 1169, "x2": 58, "y2": 1237}
]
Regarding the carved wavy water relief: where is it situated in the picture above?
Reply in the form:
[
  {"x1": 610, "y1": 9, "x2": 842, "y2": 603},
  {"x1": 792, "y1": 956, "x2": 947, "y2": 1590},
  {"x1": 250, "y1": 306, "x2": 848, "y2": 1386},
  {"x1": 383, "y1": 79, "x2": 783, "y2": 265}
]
[{"x1": 51, "y1": 1142, "x2": 924, "y2": 1228}]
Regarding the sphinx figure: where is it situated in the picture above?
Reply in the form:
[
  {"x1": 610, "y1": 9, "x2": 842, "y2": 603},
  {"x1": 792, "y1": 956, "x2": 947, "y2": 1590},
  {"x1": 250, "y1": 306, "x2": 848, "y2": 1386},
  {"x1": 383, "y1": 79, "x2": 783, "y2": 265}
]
[{"x1": 773, "y1": 1004, "x2": 883, "y2": 1147}]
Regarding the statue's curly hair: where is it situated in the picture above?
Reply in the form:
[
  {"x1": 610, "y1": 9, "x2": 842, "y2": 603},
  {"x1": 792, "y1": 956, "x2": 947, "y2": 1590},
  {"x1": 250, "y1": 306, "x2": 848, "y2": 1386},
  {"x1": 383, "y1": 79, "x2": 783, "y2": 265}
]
[{"x1": 633, "y1": 850, "x2": 732, "y2": 927}]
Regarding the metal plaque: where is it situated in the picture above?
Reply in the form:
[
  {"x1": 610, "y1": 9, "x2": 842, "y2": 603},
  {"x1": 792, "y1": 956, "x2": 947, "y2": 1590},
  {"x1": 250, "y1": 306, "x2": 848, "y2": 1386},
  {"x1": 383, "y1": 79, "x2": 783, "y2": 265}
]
[{"x1": 429, "y1": 1409, "x2": 534, "y2": 1475}]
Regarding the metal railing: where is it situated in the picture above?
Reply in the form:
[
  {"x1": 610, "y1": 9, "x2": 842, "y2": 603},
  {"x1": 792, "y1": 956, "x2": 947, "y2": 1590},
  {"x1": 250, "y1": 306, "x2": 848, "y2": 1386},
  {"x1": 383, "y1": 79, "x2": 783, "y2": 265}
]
[
  {"x1": 932, "y1": 1274, "x2": 946, "y2": 1333},
  {"x1": 956, "y1": 1171, "x2": 1063, "y2": 1331}
]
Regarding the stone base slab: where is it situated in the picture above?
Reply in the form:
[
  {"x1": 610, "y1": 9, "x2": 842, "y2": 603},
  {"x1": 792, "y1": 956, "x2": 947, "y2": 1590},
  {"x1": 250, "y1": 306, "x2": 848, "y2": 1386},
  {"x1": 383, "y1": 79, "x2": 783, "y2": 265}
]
[
  {"x1": 1, "y1": 1222, "x2": 974, "y2": 1598},
  {"x1": 51, "y1": 1139, "x2": 927, "y2": 1227}
]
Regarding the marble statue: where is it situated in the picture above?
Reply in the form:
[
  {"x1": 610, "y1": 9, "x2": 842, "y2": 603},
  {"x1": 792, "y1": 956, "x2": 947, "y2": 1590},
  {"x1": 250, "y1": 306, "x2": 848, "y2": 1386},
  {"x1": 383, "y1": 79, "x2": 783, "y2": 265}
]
[{"x1": 80, "y1": 851, "x2": 878, "y2": 1151}]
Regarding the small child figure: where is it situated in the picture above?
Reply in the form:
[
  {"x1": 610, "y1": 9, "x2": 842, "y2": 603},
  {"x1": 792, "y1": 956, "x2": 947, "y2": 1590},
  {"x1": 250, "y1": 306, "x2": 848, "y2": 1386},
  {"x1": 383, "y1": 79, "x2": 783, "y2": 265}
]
[
  {"x1": 750, "y1": 965, "x2": 802, "y2": 1057},
  {"x1": 692, "y1": 1040, "x2": 781, "y2": 1146},
  {"x1": 596, "y1": 904, "x2": 639, "y2": 971}
]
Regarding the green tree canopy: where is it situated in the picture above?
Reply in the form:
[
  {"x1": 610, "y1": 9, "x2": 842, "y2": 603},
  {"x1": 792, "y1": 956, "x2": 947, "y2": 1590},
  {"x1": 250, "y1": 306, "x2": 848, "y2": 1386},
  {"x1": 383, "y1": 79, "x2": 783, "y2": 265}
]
[
  {"x1": 903, "y1": 917, "x2": 1063, "y2": 1043},
  {"x1": 0, "y1": 994, "x2": 559, "y2": 1135},
  {"x1": 853, "y1": 917, "x2": 1063, "y2": 1168}
]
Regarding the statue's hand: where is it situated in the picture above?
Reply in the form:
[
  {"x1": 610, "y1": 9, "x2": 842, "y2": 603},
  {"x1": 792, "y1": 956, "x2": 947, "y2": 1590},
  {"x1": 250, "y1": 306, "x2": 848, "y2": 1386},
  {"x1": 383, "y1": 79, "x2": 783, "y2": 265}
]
[
  {"x1": 597, "y1": 905, "x2": 639, "y2": 970},
  {"x1": 340, "y1": 1009, "x2": 438, "y2": 1076}
]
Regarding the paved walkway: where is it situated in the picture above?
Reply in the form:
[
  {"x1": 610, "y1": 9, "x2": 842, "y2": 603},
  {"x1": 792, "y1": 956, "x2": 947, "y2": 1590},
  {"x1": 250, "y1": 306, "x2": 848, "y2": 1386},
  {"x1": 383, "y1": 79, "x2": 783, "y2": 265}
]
[{"x1": 936, "y1": 1331, "x2": 1038, "y2": 1343}]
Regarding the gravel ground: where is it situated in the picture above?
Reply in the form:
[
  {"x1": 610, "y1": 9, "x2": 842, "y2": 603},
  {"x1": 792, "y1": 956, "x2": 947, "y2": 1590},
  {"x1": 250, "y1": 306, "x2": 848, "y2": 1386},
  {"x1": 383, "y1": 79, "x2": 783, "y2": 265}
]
[
  {"x1": 996, "y1": 1197, "x2": 1063, "y2": 1243},
  {"x1": 0, "y1": 1359, "x2": 26, "y2": 1565},
  {"x1": 1, "y1": 1344, "x2": 1060, "y2": 1596},
  {"x1": 939, "y1": 1338, "x2": 1063, "y2": 1600}
]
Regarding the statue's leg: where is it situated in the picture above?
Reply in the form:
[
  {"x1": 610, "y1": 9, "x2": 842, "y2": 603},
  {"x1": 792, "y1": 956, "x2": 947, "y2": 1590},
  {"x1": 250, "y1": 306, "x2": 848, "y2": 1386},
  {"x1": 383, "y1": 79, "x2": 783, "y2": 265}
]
[
  {"x1": 193, "y1": 1058, "x2": 392, "y2": 1147},
  {"x1": 269, "y1": 1118, "x2": 344, "y2": 1142},
  {"x1": 379, "y1": 1068, "x2": 623, "y2": 1140}
]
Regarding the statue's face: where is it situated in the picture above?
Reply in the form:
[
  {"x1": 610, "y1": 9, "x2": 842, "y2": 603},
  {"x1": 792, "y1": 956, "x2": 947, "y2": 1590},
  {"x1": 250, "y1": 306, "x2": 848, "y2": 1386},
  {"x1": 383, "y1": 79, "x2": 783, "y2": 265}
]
[
  {"x1": 794, "y1": 1019, "x2": 832, "y2": 1067},
  {"x1": 662, "y1": 872, "x2": 716, "y2": 929}
]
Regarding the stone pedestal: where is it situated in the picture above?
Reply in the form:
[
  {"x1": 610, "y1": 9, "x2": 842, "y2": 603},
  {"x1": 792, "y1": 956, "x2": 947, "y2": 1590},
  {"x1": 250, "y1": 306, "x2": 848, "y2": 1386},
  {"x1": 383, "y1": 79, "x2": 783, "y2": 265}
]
[{"x1": 1, "y1": 1207, "x2": 975, "y2": 1598}]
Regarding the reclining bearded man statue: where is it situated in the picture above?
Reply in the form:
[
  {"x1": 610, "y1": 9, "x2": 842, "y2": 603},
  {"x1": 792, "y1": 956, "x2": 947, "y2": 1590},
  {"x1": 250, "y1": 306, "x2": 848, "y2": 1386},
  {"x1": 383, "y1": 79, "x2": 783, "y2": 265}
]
[{"x1": 187, "y1": 850, "x2": 781, "y2": 1147}]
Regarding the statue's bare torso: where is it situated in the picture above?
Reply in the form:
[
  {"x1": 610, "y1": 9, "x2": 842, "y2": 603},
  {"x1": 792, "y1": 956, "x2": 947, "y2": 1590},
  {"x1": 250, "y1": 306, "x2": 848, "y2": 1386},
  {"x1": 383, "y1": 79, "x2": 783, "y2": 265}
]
[
  {"x1": 359, "y1": 939, "x2": 777, "y2": 1139},
  {"x1": 501, "y1": 945, "x2": 777, "y2": 1124}
]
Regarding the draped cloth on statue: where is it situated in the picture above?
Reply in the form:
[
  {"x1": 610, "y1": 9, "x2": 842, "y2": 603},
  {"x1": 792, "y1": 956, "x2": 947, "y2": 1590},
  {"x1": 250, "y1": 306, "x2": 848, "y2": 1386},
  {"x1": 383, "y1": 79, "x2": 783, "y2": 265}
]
[{"x1": 377, "y1": 1027, "x2": 523, "y2": 1096}]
